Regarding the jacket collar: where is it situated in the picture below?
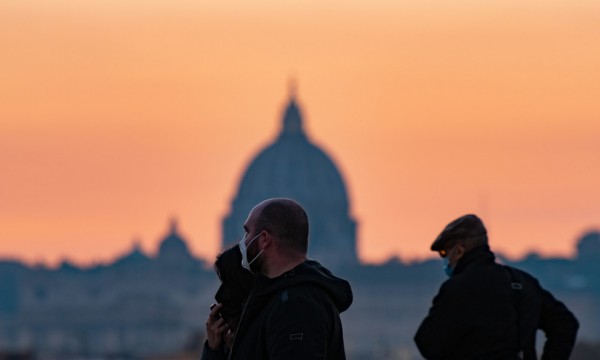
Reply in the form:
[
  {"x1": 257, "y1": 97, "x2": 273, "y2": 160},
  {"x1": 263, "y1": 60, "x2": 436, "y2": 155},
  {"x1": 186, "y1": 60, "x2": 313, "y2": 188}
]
[{"x1": 452, "y1": 244, "x2": 495, "y2": 276}]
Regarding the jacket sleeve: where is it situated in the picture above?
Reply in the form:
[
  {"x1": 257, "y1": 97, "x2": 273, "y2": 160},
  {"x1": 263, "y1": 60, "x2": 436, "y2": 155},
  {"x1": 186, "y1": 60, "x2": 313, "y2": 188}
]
[
  {"x1": 538, "y1": 289, "x2": 579, "y2": 360},
  {"x1": 414, "y1": 281, "x2": 469, "y2": 360},
  {"x1": 264, "y1": 289, "x2": 329, "y2": 360},
  {"x1": 201, "y1": 340, "x2": 227, "y2": 360}
]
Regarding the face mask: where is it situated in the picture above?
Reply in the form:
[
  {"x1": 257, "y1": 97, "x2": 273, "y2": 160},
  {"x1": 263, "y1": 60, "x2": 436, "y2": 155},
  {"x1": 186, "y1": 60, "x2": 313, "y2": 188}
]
[
  {"x1": 239, "y1": 233, "x2": 263, "y2": 272},
  {"x1": 442, "y1": 246, "x2": 455, "y2": 277},
  {"x1": 443, "y1": 257, "x2": 453, "y2": 277}
]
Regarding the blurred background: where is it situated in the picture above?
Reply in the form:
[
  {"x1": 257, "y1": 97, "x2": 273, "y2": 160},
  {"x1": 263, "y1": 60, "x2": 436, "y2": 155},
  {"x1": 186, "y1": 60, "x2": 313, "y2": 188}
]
[{"x1": 1, "y1": 0, "x2": 599, "y2": 359}]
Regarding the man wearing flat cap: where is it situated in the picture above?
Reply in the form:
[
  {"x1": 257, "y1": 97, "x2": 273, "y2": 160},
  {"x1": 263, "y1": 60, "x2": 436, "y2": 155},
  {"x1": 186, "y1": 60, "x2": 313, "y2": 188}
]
[{"x1": 414, "y1": 214, "x2": 579, "y2": 360}]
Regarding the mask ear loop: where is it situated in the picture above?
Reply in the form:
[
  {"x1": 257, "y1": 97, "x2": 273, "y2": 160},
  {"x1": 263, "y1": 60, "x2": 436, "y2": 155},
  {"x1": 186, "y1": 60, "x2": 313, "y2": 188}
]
[
  {"x1": 248, "y1": 248, "x2": 264, "y2": 266},
  {"x1": 246, "y1": 232, "x2": 261, "y2": 248},
  {"x1": 240, "y1": 232, "x2": 263, "y2": 270},
  {"x1": 247, "y1": 232, "x2": 264, "y2": 266}
]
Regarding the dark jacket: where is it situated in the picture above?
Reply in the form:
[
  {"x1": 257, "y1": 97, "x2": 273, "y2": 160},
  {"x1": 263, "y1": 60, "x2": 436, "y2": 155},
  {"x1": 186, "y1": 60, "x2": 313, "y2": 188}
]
[
  {"x1": 220, "y1": 259, "x2": 353, "y2": 360},
  {"x1": 415, "y1": 245, "x2": 578, "y2": 360}
]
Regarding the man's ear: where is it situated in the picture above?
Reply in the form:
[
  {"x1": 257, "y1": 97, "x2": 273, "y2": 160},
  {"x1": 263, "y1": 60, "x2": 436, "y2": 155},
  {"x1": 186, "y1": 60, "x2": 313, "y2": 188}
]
[
  {"x1": 455, "y1": 243, "x2": 466, "y2": 260},
  {"x1": 260, "y1": 231, "x2": 272, "y2": 249}
]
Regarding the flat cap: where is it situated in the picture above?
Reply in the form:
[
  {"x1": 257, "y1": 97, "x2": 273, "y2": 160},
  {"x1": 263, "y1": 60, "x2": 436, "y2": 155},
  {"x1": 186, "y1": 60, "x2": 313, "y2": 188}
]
[{"x1": 431, "y1": 214, "x2": 487, "y2": 251}]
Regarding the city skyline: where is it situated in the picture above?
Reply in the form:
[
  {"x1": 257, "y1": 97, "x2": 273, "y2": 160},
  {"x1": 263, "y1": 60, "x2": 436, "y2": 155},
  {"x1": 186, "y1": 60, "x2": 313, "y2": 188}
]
[
  {"x1": 1, "y1": 0, "x2": 599, "y2": 266},
  {"x1": 3, "y1": 215, "x2": 595, "y2": 270}
]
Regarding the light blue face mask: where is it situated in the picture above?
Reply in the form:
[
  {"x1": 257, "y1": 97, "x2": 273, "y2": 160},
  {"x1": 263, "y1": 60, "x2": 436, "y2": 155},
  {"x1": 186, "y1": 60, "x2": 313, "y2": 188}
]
[
  {"x1": 443, "y1": 257, "x2": 453, "y2": 277},
  {"x1": 442, "y1": 245, "x2": 456, "y2": 277}
]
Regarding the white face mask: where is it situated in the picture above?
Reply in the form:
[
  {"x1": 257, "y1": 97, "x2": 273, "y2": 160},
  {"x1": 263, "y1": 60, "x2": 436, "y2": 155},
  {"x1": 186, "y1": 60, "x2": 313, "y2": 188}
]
[{"x1": 239, "y1": 233, "x2": 264, "y2": 272}]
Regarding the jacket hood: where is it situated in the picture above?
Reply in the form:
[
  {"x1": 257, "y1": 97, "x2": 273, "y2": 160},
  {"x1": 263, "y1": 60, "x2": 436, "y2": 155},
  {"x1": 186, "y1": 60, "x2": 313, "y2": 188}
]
[{"x1": 254, "y1": 259, "x2": 353, "y2": 313}]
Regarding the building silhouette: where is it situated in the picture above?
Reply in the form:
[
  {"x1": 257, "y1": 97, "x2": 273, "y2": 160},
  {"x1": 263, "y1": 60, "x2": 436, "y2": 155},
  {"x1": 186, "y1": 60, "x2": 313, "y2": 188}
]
[
  {"x1": 222, "y1": 89, "x2": 358, "y2": 268},
  {"x1": 576, "y1": 230, "x2": 600, "y2": 262}
]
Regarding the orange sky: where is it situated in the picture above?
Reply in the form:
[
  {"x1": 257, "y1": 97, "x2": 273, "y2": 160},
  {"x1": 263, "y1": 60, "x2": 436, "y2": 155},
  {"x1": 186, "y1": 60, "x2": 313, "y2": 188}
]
[{"x1": 1, "y1": 0, "x2": 599, "y2": 266}]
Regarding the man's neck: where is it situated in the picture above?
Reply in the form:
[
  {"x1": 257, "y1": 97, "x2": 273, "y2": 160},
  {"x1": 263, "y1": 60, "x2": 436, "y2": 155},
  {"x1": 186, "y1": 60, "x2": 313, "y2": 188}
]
[{"x1": 264, "y1": 257, "x2": 305, "y2": 278}]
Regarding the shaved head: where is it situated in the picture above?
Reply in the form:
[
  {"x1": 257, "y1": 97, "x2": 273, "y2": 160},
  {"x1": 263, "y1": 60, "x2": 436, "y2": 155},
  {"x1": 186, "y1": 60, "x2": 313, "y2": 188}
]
[{"x1": 253, "y1": 198, "x2": 309, "y2": 254}]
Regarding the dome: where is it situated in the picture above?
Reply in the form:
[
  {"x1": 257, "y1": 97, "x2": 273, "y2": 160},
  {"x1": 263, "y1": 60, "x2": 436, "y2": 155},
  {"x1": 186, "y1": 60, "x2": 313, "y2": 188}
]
[
  {"x1": 576, "y1": 230, "x2": 600, "y2": 261},
  {"x1": 158, "y1": 219, "x2": 194, "y2": 262},
  {"x1": 223, "y1": 92, "x2": 357, "y2": 268},
  {"x1": 114, "y1": 240, "x2": 150, "y2": 268}
]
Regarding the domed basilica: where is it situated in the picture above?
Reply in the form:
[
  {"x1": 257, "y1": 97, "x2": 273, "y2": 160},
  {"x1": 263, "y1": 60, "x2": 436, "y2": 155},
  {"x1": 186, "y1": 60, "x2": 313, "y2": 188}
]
[{"x1": 222, "y1": 90, "x2": 358, "y2": 268}]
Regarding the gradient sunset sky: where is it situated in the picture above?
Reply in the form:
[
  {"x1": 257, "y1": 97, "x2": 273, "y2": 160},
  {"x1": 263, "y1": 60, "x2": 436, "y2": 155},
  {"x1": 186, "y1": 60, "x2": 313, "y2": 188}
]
[{"x1": 1, "y1": 0, "x2": 599, "y2": 266}]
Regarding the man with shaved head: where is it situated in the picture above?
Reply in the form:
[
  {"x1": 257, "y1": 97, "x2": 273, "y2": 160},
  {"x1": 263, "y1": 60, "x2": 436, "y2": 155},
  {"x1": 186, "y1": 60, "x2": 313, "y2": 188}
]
[{"x1": 203, "y1": 198, "x2": 353, "y2": 360}]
